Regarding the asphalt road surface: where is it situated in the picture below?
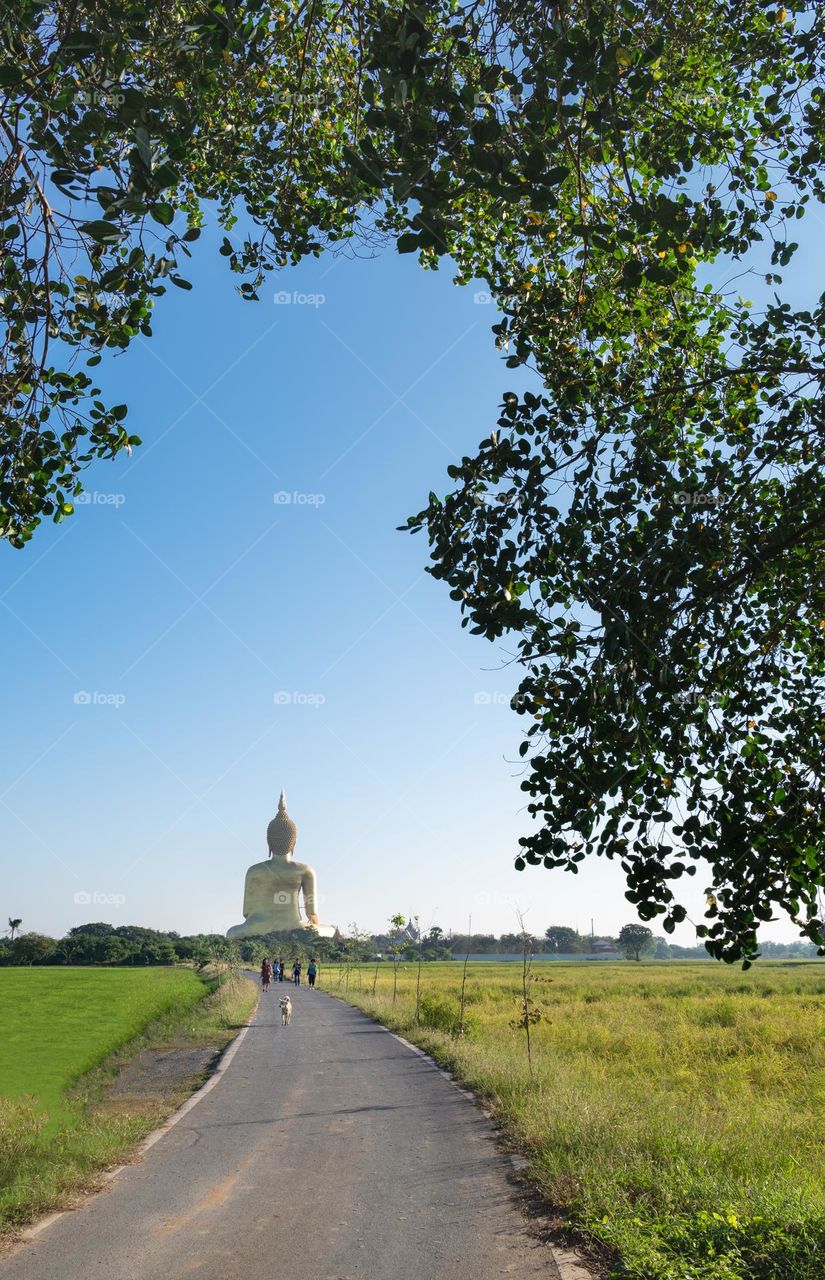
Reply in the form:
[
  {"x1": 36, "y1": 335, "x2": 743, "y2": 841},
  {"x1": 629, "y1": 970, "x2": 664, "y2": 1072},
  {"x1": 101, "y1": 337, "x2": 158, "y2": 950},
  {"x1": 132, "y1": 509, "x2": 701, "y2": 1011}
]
[{"x1": 2, "y1": 981, "x2": 562, "y2": 1280}]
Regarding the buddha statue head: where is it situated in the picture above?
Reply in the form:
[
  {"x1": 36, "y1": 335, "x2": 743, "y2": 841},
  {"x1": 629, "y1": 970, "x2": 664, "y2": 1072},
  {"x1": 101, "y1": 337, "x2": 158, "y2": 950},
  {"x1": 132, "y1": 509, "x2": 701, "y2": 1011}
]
[{"x1": 267, "y1": 789, "x2": 298, "y2": 859}]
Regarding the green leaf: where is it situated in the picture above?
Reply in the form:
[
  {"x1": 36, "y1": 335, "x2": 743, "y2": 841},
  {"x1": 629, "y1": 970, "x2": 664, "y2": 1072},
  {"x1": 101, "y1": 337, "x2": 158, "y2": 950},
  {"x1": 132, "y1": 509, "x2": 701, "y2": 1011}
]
[
  {"x1": 62, "y1": 30, "x2": 100, "y2": 52},
  {"x1": 81, "y1": 220, "x2": 122, "y2": 244},
  {"x1": 134, "y1": 127, "x2": 152, "y2": 168}
]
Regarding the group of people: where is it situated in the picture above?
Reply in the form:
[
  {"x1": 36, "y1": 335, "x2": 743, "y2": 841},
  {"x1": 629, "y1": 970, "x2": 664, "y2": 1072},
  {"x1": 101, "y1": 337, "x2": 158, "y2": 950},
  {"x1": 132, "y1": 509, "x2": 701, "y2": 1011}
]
[{"x1": 260, "y1": 956, "x2": 318, "y2": 991}]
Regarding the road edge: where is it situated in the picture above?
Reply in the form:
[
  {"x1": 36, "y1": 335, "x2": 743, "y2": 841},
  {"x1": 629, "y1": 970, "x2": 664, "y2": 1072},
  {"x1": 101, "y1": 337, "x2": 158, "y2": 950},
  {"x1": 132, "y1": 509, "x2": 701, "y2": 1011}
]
[{"x1": 324, "y1": 994, "x2": 597, "y2": 1280}]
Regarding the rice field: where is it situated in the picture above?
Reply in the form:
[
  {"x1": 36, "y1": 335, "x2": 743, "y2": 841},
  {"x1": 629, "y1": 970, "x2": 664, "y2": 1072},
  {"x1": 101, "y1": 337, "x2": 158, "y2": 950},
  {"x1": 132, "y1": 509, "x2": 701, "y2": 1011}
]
[{"x1": 0, "y1": 967, "x2": 208, "y2": 1122}]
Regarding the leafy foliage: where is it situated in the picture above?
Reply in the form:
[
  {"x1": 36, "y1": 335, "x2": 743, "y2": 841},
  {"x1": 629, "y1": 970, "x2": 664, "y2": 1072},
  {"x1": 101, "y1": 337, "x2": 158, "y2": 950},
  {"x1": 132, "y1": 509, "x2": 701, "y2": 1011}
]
[
  {"x1": 398, "y1": 0, "x2": 825, "y2": 962},
  {"x1": 545, "y1": 925, "x2": 585, "y2": 954},
  {"x1": 618, "y1": 921, "x2": 655, "y2": 961},
  {"x1": 2, "y1": 0, "x2": 823, "y2": 959},
  {"x1": 0, "y1": 0, "x2": 386, "y2": 544}
]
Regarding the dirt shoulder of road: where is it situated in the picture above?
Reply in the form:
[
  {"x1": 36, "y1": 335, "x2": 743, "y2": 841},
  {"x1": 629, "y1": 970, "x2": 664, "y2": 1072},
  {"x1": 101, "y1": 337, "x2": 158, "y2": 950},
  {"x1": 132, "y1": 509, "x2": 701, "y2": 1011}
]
[{"x1": 82, "y1": 969, "x2": 258, "y2": 1115}]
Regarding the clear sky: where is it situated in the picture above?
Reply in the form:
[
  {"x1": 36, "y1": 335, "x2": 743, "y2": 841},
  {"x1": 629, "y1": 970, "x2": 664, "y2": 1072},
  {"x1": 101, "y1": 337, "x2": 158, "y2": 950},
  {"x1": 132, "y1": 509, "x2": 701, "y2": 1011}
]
[{"x1": 1, "y1": 213, "x2": 819, "y2": 946}]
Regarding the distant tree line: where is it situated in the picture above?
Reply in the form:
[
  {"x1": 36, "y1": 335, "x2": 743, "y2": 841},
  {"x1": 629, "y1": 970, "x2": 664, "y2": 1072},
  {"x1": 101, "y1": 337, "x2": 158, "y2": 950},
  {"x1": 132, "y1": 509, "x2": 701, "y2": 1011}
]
[
  {"x1": 0, "y1": 923, "x2": 225, "y2": 967},
  {"x1": 0, "y1": 919, "x2": 818, "y2": 967},
  {"x1": 0, "y1": 921, "x2": 454, "y2": 967}
]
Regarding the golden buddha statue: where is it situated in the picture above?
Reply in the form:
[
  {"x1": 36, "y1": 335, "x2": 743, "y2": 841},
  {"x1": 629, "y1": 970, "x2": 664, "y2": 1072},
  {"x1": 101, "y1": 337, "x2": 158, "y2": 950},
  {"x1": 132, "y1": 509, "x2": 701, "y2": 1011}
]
[{"x1": 227, "y1": 791, "x2": 337, "y2": 939}]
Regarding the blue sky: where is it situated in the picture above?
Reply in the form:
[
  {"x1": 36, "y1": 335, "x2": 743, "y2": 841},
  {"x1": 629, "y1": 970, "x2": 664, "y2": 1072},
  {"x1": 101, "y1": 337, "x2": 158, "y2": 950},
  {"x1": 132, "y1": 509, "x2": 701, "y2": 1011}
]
[{"x1": 1, "y1": 214, "x2": 819, "y2": 945}]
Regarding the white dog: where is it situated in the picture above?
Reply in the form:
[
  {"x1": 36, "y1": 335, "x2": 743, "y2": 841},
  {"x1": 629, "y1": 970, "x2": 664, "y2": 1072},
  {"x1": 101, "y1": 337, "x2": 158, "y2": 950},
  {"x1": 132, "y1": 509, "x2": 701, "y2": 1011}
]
[{"x1": 280, "y1": 996, "x2": 292, "y2": 1026}]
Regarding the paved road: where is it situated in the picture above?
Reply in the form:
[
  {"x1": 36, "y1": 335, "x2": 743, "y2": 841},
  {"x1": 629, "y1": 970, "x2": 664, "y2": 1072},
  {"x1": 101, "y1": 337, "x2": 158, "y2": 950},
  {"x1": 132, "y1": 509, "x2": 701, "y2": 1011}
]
[{"x1": 2, "y1": 983, "x2": 560, "y2": 1280}]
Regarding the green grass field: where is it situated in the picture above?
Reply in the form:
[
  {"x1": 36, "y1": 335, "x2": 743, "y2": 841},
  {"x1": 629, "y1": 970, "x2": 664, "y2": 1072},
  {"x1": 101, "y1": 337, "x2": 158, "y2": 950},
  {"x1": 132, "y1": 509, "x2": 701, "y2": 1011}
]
[
  {"x1": 328, "y1": 960, "x2": 825, "y2": 1280},
  {"x1": 0, "y1": 966, "x2": 256, "y2": 1228},
  {"x1": 0, "y1": 967, "x2": 207, "y2": 1123}
]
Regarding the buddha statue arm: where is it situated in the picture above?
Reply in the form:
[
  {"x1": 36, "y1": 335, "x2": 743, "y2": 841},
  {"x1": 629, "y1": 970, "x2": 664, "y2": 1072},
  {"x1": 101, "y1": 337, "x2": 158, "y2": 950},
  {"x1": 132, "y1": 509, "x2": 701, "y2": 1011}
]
[
  {"x1": 241, "y1": 866, "x2": 257, "y2": 921},
  {"x1": 301, "y1": 865, "x2": 319, "y2": 926}
]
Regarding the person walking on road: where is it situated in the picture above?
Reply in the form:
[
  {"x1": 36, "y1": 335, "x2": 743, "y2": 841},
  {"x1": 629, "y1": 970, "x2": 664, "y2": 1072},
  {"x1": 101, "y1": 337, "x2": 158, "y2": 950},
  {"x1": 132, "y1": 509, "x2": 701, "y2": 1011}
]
[
  {"x1": 307, "y1": 959, "x2": 317, "y2": 989},
  {"x1": 276, "y1": 957, "x2": 284, "y2": 982},
  {"x1": 261, "y1": 958, "x2": 272, "y2": 992},
  {"x1": 292, "y1": 959, "x2": 302, "y2": 986}
]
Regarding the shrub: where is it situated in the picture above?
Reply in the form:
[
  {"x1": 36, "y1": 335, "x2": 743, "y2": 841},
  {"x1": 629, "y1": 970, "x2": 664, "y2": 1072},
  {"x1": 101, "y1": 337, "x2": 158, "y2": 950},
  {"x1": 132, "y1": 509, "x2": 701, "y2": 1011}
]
[{"x1": 419, "y1": 994, "x2": 475, "y2": 1038}]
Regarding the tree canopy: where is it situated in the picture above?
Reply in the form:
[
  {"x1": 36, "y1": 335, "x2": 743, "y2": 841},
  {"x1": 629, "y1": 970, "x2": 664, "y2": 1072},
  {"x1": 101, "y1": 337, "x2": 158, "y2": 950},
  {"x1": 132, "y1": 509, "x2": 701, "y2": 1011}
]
[
  {"x1": 618, "y1": 922, "x2": 655, "y2": 961},
  {"x1": 1, "y1": 0, "x2": 823, "y2": 962},
  {"x1": 544, "y1": 925, "x2": 584, "y2": 953}
]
